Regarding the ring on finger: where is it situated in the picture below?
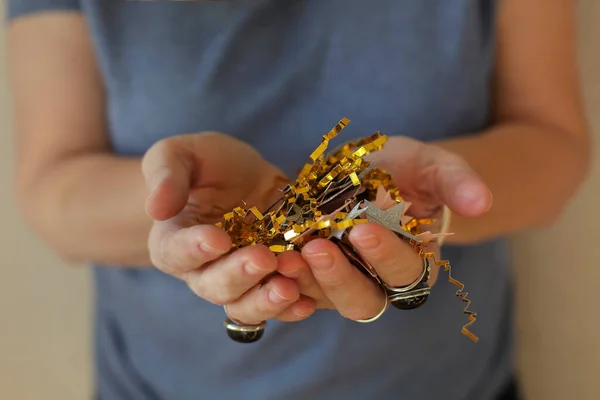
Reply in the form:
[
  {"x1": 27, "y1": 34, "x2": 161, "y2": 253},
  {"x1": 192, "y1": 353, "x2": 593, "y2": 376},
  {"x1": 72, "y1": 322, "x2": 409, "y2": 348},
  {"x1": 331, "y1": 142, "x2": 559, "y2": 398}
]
[
  {"x1": 354, "y1": 284, "x2": 389, "y2": 323},
  {"x1": 223, "y1": 305, "x2": 267, "y2": 344},
  {"x1": 383, "y1": 256, "x2": 431, "y2": 310}
]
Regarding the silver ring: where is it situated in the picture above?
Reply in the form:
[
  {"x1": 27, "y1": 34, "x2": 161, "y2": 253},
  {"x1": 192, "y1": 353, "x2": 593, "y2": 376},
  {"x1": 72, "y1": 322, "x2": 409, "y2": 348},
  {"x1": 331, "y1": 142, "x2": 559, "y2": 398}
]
[
  {"x1": 223, "y1": 305, "x2": 267, "y2": 343},
  {"x1": 355, "y1": 284, "x2": 389, "y2": 323},
  {"x1": 383, "y1": 256, "x2": 432, "y2": 310},
  {"x1": 222, "y1": 305, "x2": 265, "y2": 328},
  {"x1": 223, "y1": 304, "x2": 235, "y2": 320},
  {"x1": 382, "y1": 256, "x2": 431, "y2": 293},
  {"x1": 223, "y1": 318, "x2": 267, "y2": 333}
]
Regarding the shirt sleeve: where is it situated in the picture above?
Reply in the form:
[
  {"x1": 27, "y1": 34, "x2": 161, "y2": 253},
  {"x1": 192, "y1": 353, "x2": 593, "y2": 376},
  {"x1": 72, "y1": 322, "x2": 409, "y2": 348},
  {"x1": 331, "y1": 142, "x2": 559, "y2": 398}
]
[{"x1": 5, "y1": 0, "x2": 81, "y2": 21}]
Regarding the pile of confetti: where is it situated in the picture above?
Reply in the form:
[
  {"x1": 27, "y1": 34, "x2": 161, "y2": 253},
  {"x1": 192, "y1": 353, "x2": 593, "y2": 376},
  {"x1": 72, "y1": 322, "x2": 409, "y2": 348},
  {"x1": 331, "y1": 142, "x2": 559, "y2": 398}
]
[{"x1": 217, "y1": 118, "x2": 478, "y2": 342}]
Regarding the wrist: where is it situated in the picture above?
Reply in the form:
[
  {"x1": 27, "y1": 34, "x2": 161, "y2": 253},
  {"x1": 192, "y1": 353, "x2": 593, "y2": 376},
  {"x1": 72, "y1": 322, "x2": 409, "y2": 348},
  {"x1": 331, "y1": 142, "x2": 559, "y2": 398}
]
[{"x1": 23, "y1": 154, "x2": 153, "y2": 266}]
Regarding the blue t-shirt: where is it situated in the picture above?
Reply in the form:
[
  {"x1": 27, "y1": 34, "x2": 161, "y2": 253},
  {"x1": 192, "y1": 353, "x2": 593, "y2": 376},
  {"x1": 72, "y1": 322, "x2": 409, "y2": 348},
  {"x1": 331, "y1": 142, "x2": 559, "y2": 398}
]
[{"x1": 7, "y1": 1, "x2": 516, "y2": 399}]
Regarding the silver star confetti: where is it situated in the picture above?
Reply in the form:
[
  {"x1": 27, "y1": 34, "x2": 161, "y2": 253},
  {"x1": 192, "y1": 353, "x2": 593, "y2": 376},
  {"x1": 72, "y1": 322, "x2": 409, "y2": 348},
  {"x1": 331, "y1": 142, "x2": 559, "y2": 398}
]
[
  {"x1": 329, "y1": 201, "x2": 368, "y2": 239},
  {"x1": 363, "y1": 200, "x2": 422, "y2": 242}
]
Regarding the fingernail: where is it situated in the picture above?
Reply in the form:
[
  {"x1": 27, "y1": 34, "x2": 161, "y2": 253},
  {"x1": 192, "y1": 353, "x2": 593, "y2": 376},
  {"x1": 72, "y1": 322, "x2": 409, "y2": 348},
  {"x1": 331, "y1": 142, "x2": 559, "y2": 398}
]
[
  {"x1": 474, "y1": 196, "x2": 489, "y2": 212},
  {"x1": 268, "y1": 288, "x2": 290, "y2": 304},
  {"x1": 455, "y1": 183, "x2": 489, "y2": 211},
  {"x1": 198, "y1": 241, "x2": 223, "y2": 255},
  {"x1": 456, "y1": 183, "x2": 479, "y2": 201},
  {"x1": 485, "y1": 190, "x2": 493, "y2": 211},
  {"x1": 304, "y1": 252, "x2": 333, "y2": 270},
  {"x1": 144, "y1": 199, "x2": 153, "y2": 217},
  {"x1": 244, "y1": 262, "x2": 271, "y2": 276},
  {"x1": 294, "y1": 307, "x2": 313, "y2": 317},
  {"x1": 149, "y1": 167, "x2": 170, "y2": 195},
  {"x1": 278, "y1": 265, "x2": 302, "y2": 278},
  {"x1": 354, "y1": 234, "x2": 380, "y2": 249}
]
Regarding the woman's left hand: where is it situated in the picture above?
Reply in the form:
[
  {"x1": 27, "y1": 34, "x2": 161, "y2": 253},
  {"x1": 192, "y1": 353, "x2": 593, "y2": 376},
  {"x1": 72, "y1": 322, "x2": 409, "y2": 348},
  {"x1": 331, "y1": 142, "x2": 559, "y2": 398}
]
[{"x1": 276, "y1": 136, "x2": 493, "y2": 322}]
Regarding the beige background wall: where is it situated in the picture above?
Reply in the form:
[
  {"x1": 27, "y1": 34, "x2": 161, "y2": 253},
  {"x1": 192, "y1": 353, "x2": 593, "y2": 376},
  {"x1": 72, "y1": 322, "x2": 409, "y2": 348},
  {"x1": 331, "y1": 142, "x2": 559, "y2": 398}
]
[{"x1": 1, "y1": 2, "x2": 599, "y2": 399}]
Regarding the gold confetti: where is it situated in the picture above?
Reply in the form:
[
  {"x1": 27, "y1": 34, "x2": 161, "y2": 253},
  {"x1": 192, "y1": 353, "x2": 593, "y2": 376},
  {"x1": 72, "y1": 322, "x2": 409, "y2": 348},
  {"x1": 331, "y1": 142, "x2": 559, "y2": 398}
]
[{"x1": 216, "y1": 118, "x2": 478, "y2": 342}]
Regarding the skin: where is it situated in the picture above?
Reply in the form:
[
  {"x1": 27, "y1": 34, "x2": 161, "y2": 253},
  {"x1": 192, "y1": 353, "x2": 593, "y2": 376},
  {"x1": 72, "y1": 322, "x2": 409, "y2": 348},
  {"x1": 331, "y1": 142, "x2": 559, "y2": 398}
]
[{"x1": 8, "y1": 0, "x2": 590, "y2": 325}]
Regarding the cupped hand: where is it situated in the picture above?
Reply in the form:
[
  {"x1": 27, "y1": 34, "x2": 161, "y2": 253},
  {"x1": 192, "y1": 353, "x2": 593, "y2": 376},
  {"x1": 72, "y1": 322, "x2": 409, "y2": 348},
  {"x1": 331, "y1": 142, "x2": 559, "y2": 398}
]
[
  {"x1": 141, "y1": 133, "x2": 316, "y2": 325},
  {"x1": 278, "y1": 136, "x2": 492, "y2": 321}
]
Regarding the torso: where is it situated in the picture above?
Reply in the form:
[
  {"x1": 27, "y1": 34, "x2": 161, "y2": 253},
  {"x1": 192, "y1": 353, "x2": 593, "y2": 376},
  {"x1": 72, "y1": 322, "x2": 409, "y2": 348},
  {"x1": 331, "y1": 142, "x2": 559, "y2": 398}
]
[{"x1": 81, "y1": 1, "x2": 514, "y2": 399}]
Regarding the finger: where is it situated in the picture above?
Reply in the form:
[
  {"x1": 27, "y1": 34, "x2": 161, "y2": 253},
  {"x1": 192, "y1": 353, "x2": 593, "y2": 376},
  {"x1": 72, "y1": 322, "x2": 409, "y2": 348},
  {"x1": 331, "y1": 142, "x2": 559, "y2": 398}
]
[
  {"x1": 225, "y1": 274, "x2": 300, "y2": 325},
  {"x1": 431, "y1": 162, "x2": 492, "y2": 217},
  {"x1": 367, "y1": 139, "x2": 492, "y2": 217},
  {"x1": 185, "y1": 245, "x2": 278, "y2": 305},
  {"x1": 142, "y1": 138, "x2": 194, "y2": 221},
  {"x1": 302, "y1": 239, "x2": 385, "y2": 321},
  {"x1": 349, "y1": 222, "x2": 423, "y2": 287},
  {"x1": 149, "y1": 223, "x2": 231, "y2": 276},
  {"x1": 274, "y1": 296, "x2": 317, "y2": 322},
  {"x1": 277, "y1": 251, "x2": 333, "y2": 309}
]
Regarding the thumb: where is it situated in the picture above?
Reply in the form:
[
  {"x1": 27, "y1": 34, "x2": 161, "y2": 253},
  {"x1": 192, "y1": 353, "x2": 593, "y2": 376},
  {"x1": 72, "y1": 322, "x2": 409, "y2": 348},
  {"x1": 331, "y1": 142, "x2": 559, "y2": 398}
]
[
  {"x1": 142, "y1": 139, "x2": 193, "y2": 221},
  {"x1": 433, "y1": 163, "x2": 492, "y2": 217}
]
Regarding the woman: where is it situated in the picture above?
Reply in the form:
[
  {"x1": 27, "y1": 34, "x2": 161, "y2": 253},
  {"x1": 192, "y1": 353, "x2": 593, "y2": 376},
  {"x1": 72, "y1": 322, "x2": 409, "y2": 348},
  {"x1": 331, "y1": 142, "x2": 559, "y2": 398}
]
[{"x1": 6, "y1": 0, "x2": 590, "y2": 399}]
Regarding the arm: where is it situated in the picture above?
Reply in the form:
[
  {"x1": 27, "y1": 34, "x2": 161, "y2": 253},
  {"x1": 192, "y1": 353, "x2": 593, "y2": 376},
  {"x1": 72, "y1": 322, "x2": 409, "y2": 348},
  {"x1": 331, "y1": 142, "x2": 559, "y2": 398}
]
[
  {"x1": 433, "y1": 0, "x2": 591, "y2": 244},
  {"x1": 8, "y1": 13, "x2": 152, "y2": 266}
]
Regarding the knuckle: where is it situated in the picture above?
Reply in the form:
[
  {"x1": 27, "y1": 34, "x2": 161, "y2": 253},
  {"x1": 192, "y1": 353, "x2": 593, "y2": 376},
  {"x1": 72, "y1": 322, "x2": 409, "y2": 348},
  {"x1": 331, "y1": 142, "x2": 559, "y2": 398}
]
[
  {"x1": 226, "y1": 308, "x2": 243, "y2": 323},
  {"x1": 159, "y1": 231, "x2": 201, "y2": 274},
  {"x1": 434, "y1": 149, "x2": 468, "y2": 168},
  {"x1": 186, "y1": 277, "x2": 210, "y2": 301},
  {"x1": 321, "y1": 274, "x2": 346, "y2": 288},
  {"x1": 365, "y1": 247, "x2": 388, "y2": 263},
  {"x1": 148, "y1": 250, "x2": 162, "y2": 269},
  {"x1": 239, "y1": 253, "x2": 277, "y2": 277},
  {"x1": 149, "y1": 246, "x2": 177, "y2": 275},
  {"x1": 211, "y1": 288, "x2": 237, "y2": 306},
  {"x1": 447, "y1": 153, "x2": 468, "y2": 166},
  {"x1": 147, "y1": 229, "x2": 165, "y2": 268},
  {"x1": 305, "y1": 255, "x2": 340, "y2": 281},
  {"x1": 158, "y1": 241, "x2": 178, "y2": 270},
  {"x1": 380, "y1": 260, "x2": 404, "y2": 277},
  {"x1": 253, "y1": 294, "x2": 273, "y2": 317},
  {"x1": 229, "y1": 308, "x2": 261, "y2": 326},
  {"x1": 187, "y1": 276, "x2": 231, "y2": 305},
  {"x1": 315, "y1": 263, "x2": 347, "y2": 286},
  {"x1": 388, "y1": 268, "x2": 421, "y2": 288},
  {"x1": 318, "y1": 272, "x2": 346, "y2": 288},
  {"x1": 373, "y1": 252, "x2": 412, "y2": 278},
  {"x1": 181, "y1": 240, "x2": 200, "y2": 265},
  {"x1": 275, "y1": 314, "x2": 296, "y2": 323},
  {"x1": 249, "y1": 245, "x2": 277, "y2": 265},
  {"x1": 316, "y1": 299, "x2": 336, "y2": 310},
  {"x1": 277, "y1": 311, "x2": 303, "y2": 323}
]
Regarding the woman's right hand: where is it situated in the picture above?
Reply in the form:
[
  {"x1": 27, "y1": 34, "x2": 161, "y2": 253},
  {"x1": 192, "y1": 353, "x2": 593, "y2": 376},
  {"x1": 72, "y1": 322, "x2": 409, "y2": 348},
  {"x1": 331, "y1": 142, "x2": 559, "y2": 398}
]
[{"x1": 141, "y1": 132, "x2": 317, "y2": 325}]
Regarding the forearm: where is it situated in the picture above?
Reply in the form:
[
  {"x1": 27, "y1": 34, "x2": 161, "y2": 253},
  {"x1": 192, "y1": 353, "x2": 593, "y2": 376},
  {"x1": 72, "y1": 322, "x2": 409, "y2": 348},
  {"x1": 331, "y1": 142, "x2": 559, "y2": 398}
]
[
  {"x1": 18, "y1": 153, "x2": 153, "y2": 266},
  {"x1": 433, "y1": 122, "x2": 590, "y2": 244}
]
